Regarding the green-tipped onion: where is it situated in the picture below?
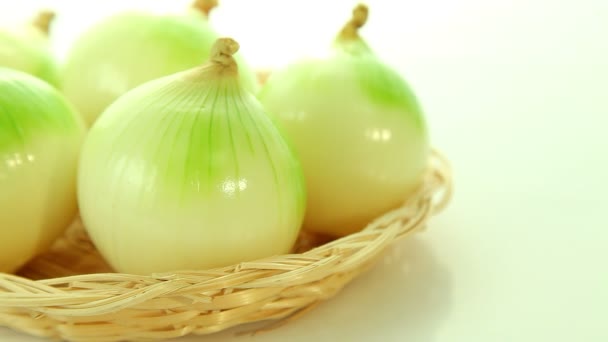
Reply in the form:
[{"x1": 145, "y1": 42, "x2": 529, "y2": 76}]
[
  {"x1": 0, "y1": 68, "x2": 85, "y2": 273},
  {"x1": 62, "y1": 0, "x2": 258, "y2": 126},
  {"x1": 78, "y1": 38, "x2": 306, "y2": 275},
  {"x1": 260, "y1": 4, "x2": 430, "y2": 237},
  {"x1": 0, "y1": 11, "x2": 60, "y2": 87}
]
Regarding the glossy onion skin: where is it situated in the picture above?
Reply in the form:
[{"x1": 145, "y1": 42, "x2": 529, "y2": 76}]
[
  {"x1": 61, "y1": 11, "x2": 258, "y2": 126},
  {"x1": 0, "y1": 68, "x2": 84, "y2": 273},
  {"x1": 260, "y1": 49, "x2": 429, "y2": 237},
  {"x1": 78, "y1": 71, "x2": 306, "y2": 275},
  {"x1": 0, "y1": 27, "x2": 59, "y2": 87}
]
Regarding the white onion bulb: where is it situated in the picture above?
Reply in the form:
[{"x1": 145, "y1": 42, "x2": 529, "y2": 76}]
[
  {"x1": 62, "y1": 1, "x2": 258, "y2": 126},
  {"x1": 78, "y1": 38, "x2": 306, "y2": 275},
  {"x1": 0, "y1": 11, "x2": 60, "y2": 87},
  {"x1": 260, "y1": 4, "x2": 430, "y2": 236},
  {"x1": 0, "y1": 68, "x2": 84, "y2": 273}
]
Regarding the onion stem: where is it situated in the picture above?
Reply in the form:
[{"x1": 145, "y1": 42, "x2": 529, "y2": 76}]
[
  {"x1": 210, "y1": 37, "x2": 239, "y2": 67},
  {"x1": 32, "y1": 10, "x2": 55, "y2": 35},
  {"x1": 186, "y1": 37, "x2": 240, "y2": 80},
  {"x1": 338, "y1": 4, "x2": 369, "y2": 41},
  {"x1": 191, "y1": 0, "x2": 218, "y2": 17}
]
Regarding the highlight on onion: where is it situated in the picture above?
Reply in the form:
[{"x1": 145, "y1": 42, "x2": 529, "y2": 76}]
[
  {"x1": 259, "y1": 4, "x2": 430, "y2": 237},
  {"x1": 0, "y1": 10, "x2": 60, "y2": 87},
  {"x1": 61, "y1": 0, "x2": 258, "y2": 126},
  {"x1": 78, "y1": 38, "x2": 306, "y2": 275},
  {"x1": 0, "y1": 68, "x2": 85, "y2": 273}
]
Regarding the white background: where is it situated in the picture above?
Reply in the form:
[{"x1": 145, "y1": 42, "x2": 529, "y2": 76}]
[{"x1": 1, "y1": 0, "x2": 607, "y2": 341}]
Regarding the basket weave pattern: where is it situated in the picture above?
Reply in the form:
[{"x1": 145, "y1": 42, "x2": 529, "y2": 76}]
[{"x1": 0, "y1": 151, "x2": 452, "y2": 342}]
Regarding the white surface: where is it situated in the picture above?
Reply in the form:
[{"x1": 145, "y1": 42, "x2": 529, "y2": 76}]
[{"x1": 1, "y1": 0, "x2": 608, "y2": 341}]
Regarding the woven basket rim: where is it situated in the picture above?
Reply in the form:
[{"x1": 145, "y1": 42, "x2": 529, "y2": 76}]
[{"x1": 0, "y1": 149, "x2": 452, "y2": 342}]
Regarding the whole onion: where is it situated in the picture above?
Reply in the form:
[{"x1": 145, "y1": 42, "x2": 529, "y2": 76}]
[
  {"x1": 260, "y1": 4, "x2": 429, "y2": 236},
  {"x1": 78, "y1": 38, "x2": 306, "y2": 275},
  {"x1": 0, "y1": 68, "x2": 84, "y2": 273},
  {"x1": 62, "y1": 0, "x2": 258, "y2": 126}
]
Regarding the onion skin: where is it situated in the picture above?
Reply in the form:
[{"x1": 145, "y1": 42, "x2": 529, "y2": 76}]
[
  {"x1": 260, "y1": 38, "x2": 429, "y2": 237},
  {"x1": 0, "y1": 24, "x2": 59, "y2": 87},
  {"x1": 0, "y1": 68, "x2": 84, "y2": 273},
  {"x1": 78, "y1": 40, "x2": 306, "y2": 275},
  {"x1": 61, "y1": 10, "x2": 258, "y2": 126}
]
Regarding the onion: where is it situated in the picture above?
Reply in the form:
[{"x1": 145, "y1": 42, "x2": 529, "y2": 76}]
[
  {"x1": 0, "y1": 10, "x2": 60, "y2": 87},
  {"x1": 0, "y1": 68, "x2": 85, "y2": 273},
  {"x1": 62, "y1": 0, "x2": 258, "y2": 126},
  {"x1": 259, "y1": 4, "x2": 429, "y2": 237},
  {"x1": 78, "y1": 38, "x2": 306, "y2": 275}
]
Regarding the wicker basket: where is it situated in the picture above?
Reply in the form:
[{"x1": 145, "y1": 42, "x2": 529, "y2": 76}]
[{"x1": 0, "y1": 150, "x2": 452, "y2": 342}]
